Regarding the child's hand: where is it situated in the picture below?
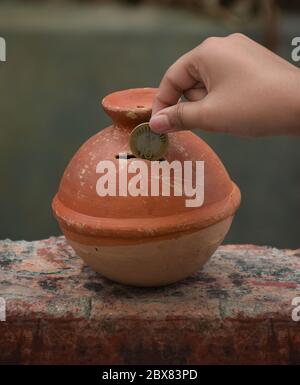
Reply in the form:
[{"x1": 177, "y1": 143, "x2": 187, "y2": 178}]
[{"x1": 150, "y1": 34, "x2": 300, "y2": 136}]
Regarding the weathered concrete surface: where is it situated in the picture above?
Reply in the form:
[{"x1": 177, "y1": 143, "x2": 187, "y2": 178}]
[{"x1": 0, "y1": 237, "x2": 300, "y2": 364}]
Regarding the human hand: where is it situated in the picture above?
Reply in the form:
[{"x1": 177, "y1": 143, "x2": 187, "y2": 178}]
[{"x1": 150, "y1": 34, "x2": 300, "y2": 136}]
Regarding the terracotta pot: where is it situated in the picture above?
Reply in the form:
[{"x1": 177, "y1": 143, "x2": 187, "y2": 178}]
[{"x1": 52, "y1": 88, "x2": 241, "y2": 287}]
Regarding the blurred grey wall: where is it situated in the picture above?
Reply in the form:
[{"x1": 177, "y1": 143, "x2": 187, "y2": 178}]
[{"x1": 0, "y1": 3, "x2": 299, "y2": 247}]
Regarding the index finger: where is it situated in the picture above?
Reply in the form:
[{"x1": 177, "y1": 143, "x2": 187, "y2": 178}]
[{"x1": 152, "y1": 50, "x2": 203, "y2": 115}]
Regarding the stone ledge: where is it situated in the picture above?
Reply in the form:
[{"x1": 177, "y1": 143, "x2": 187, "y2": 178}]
[{"x1": 0, "y1": 237, "x2": 299, "y2": 364}]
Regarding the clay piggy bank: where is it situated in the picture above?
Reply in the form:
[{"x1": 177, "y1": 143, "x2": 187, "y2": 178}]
[{"x1": 52, "y1": 88, "x2": 240, "y2": 286}]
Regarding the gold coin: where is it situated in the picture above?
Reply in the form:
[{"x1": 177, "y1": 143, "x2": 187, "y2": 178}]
[{"x1": 129, "y1": 122, "x2": 168, "y2": 161}]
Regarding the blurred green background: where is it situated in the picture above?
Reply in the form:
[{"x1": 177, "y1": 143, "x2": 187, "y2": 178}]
[{"x1": 0, "y1": 1, "x2": 299, "y2": 248}]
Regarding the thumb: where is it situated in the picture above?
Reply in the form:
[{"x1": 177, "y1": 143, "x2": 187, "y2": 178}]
[{"x1": 149, "y1": 100, "x2": 209, "y2": 133}]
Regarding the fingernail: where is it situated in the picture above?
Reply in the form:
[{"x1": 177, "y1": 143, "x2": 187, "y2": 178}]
[{"x1": 150, "y1": 114, "x2": 171, "y2": 133}]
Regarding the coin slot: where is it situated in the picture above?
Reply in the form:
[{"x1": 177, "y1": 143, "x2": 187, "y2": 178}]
[
  {"x1": 115, "y1": 154, "x2": 165, "y2": 161},
  {"x1": 136, "y1": 105, "x2": 144, "y2": 108},
  {"x1": 115, "y1": 154, "x2": 136, "y2": 159}
]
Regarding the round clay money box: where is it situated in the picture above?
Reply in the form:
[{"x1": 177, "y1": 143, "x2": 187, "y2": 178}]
[{"x1": 52, "y1": 88, "x2": 241, "y2": 287}]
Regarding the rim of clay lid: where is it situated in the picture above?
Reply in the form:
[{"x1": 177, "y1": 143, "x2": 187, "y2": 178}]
[{"x1": 53, "y1": 184, "x2": 240, "y2": 239}]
